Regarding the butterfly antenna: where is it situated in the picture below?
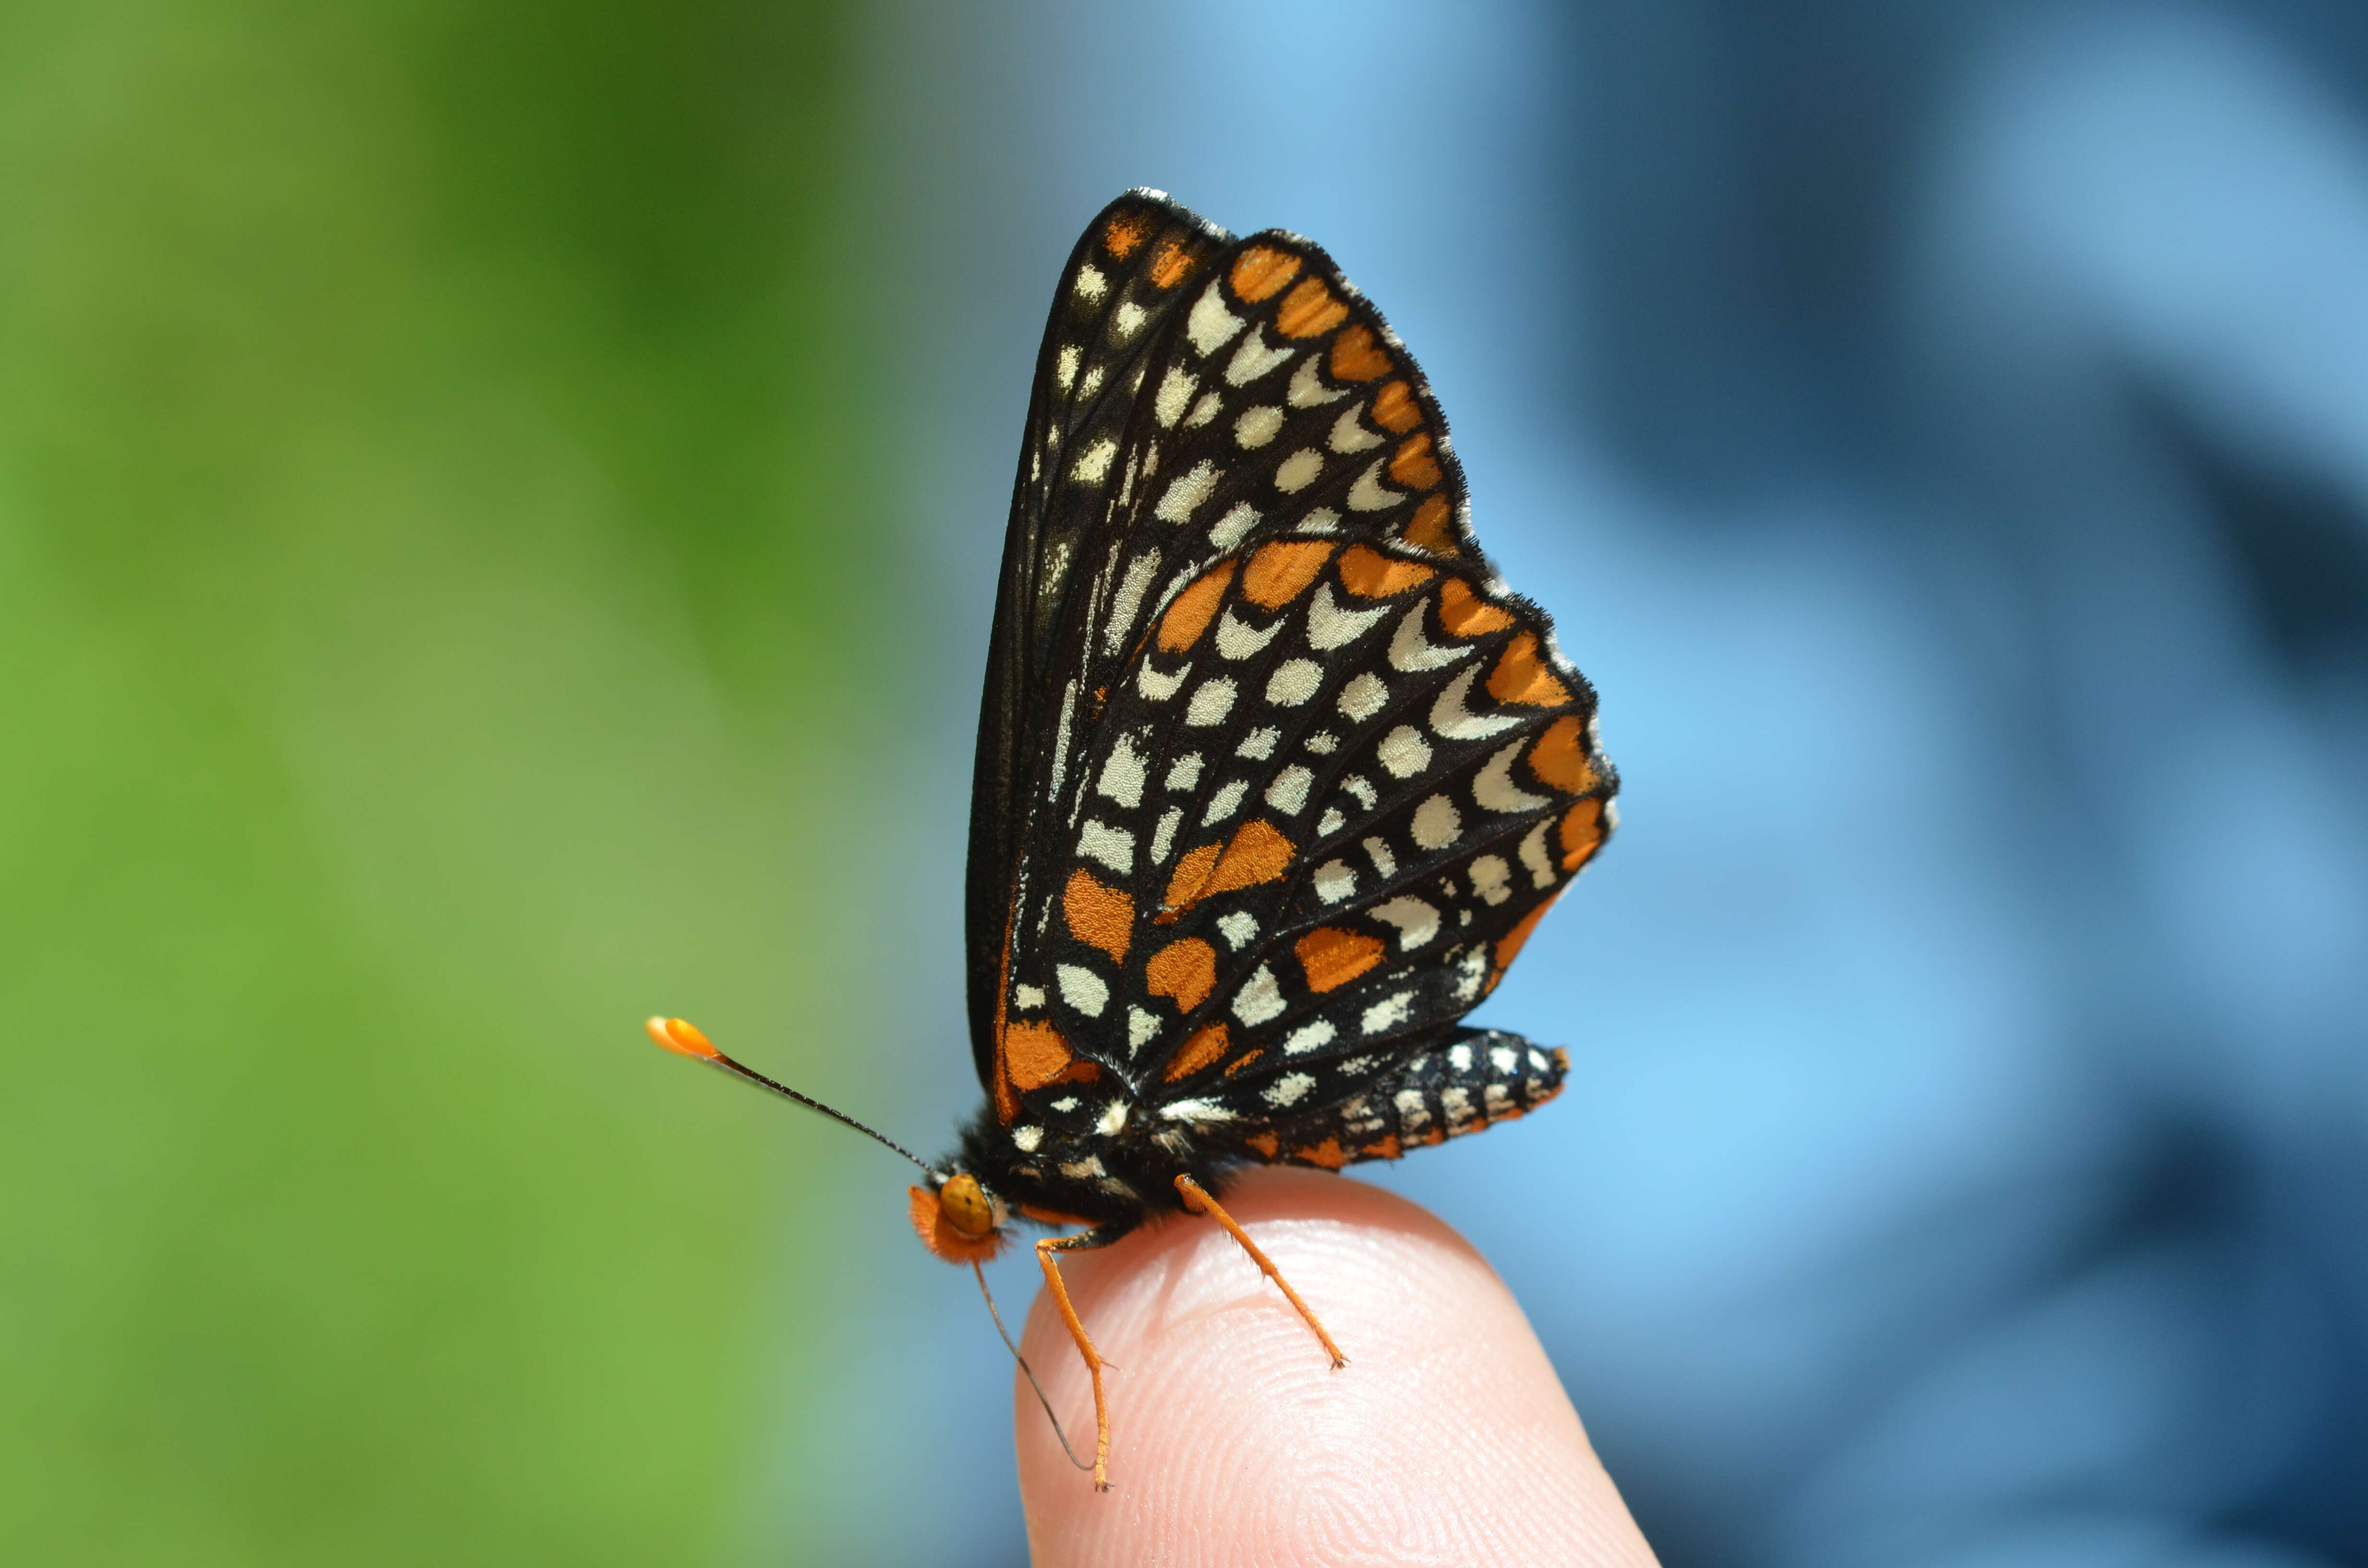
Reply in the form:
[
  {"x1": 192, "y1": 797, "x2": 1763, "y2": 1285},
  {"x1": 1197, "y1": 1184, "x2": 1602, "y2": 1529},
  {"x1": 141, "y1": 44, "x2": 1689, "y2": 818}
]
[
  {"x1": 647, "y1": 1017, "x2": 940, "y2": 1178},
  {"x1": 973, "y1": 1260, "x2": 1095, "y2": 1472}
]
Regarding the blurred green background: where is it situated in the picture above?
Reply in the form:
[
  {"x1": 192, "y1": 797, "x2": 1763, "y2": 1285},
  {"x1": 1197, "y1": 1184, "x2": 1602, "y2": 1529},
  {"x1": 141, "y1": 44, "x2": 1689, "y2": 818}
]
[{"x1": 0, "y1": 0, "x2": 891, "y2": 1559}]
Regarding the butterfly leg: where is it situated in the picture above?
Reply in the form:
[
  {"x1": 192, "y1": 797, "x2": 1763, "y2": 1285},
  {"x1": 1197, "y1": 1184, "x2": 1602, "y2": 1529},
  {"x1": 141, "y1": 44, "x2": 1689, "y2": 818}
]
[
  {"x1": 1034, "y1": 1227, "x2": 1124, "y2": 1490},
  {"x1": 1174, "y1": 1174, "x2": 1348, "y2": 1369}
]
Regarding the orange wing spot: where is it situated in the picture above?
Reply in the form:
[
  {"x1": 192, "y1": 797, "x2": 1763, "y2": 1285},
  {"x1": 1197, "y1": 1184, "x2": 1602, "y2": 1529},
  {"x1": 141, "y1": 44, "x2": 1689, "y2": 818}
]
[
  {"x1": 1296, "y1": 925, "x2": 1386, "y2": 992},
  {"x1": 1230, "y1": 245, "x2": 1302, "y2": 301},
  {"x1": 1527, "y1": 716, "x2": 1599, "y2": 794},
  {"x1": 1205, "y1": 818, "x2": 1295, "y2": 897},
  {"x1": 1371, "y1": 380, "x2": 1421, "y2": 433},
  {"x1": 1437, "y1": 578, "x2": 1515, "y2": 639},
  {"x1": 910, "y1": 1185, "x2": 1004, "y2": 1264},
  {"x1": 1338, "y1": 543, "x2": 1437, "y2": 599},
  {"x1": 1402, "y1": 493, "x2": 1457, "y2": 554},
  {"x1": 1159, "y1": 561, "x2": 1236, "y2": 651},
  {"x1": 646, "y1": 1016, "x2": 718, "y2": 1060},
  {"x1": 1005, "y1": 1019, "x2": 1077, "y2": 1091},
  {"x1": 1103, "y1": 212, "x2": 1152, "y2": 257},
  {"x1": 1149, "y1": 237, "x2": 1196, "y2": 289},
  {"x1": 1162, "y1": 1021, "x2": 1231, "y2": 1080},
  {"x1": 1359, "y1": 1134, "x2": 1403, "y2": 1161},
  {"x1": 1330, "y1": 324, "x2": 1392, "y2": 382},
  {"x1": 1492, "y1": 895, "x2": 1557, "y2": 983},
  {"x1": 1389, "y1": 432, "x2": 1442, "y2": 491},
  {"x1": 1156, "y1": 842, "x2": 1221, "y2": 923},
  {"x1": 1276, "y1": 277, "x2": 1349, "y2": 338},
  {"x1": 1293, "y1": 1138, "x2": 1349, "y2": 1170},
  {"x1": 1486, "y1": 631, "x2": 1574, "y2": 707},
  {"x1": 1063, "y1": 870, "x2": 1135, "y2": 963},
  {"x1": 1559, "y1": 797, "x2": 1607, "y2": 871},
  {"x1": 1146, "y1": 937, "x2": 1219, "y2": 1013},
  {"x1": 1245, "y1": 1130, "x2": 1281, "y2": 1158},
  {"x1": 1242, "y1": 539, "x2": 1335, "y2": 608},
  {"x1": 1223, "y1": 1048, "x2": 1264, "y2": 1077}
]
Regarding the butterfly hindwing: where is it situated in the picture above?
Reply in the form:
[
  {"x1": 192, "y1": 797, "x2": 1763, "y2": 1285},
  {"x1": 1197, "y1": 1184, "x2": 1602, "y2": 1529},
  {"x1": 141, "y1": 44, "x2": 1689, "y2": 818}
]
[{"x1": 995, "y1": 535, "x2": 1612, "y2": 1136}]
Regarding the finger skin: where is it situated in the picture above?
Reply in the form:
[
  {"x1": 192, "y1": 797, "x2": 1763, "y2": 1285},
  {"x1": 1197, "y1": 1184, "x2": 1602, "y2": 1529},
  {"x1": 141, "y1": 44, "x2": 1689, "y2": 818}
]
[{"x1": 1015, "y1": 1167, "x2": 1662, "y2": 1568}]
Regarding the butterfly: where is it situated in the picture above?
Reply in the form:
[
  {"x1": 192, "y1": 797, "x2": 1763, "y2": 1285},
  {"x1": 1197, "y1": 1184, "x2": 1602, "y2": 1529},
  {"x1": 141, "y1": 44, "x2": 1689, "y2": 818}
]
[{"x1": 650, "y1": 188, "x2": 1616, "y2": 1489}]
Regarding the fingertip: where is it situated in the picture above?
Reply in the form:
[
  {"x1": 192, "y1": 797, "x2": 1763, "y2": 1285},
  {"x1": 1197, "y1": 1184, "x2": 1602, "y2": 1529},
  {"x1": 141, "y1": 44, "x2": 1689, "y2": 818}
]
[{"x1": 1013, "y1": 1167, "x2": 1659, "y2": 1567}]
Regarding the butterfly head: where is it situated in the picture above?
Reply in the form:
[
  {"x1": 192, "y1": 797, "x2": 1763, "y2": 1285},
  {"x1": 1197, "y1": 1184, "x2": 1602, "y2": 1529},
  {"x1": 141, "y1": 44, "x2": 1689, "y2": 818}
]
[{"x1": 909, "y1": 1169, "x2": 1009, "y2": 1264}]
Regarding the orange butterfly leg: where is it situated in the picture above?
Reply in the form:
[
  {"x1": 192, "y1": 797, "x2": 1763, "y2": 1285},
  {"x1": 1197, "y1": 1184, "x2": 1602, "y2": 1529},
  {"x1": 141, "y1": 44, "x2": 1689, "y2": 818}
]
[
  {"x1": 1173, "y1": 1174, "x2": 1348, "y2": 1368},
  {"x1": 1034, "y1": 1233, "x2": 1114, "y2": 1489}
]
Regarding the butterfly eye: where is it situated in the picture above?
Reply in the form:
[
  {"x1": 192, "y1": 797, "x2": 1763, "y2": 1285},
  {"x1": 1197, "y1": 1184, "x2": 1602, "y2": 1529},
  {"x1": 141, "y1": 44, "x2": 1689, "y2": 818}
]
[{"x1": 938, "y1": 1173, "x2": 999, "y2": 1238}]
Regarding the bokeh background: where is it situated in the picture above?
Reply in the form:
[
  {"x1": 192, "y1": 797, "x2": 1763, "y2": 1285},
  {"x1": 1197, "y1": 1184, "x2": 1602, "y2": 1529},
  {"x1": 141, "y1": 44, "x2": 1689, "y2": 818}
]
[{"x1": 6, "y1": 0, "x2": 2365, "y2": 1564}]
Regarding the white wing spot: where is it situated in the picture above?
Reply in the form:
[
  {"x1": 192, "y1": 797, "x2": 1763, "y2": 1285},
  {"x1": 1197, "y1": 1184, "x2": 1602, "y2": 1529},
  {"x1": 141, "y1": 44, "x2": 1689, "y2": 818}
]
[
  {"x1": 1167, "y1": 753, "x2": 1205, "y2": 790},
  {"x1": 1307, "y1": 583, "x2": 1389, "y2": 649},
  {"x1": 1469, "y1": 854, "x2": 1513, "y2": 906},
  {"x1": 1430, "y1": 665, "x2": 1522, "y2": 740},
  {"x1": 1234, "y1": 405, "x2": 1284, "y2": 448},
  {"x1": 1519, "y1": 819, "x2": 1557, "y2": 888},
  {"x1": 1138, "y1": 657, "x2": 1190, "y2": 701},
  {"x1": 1388, "y1": 603, "x2": 1470, "y2": 672},
  {"x1": 1161, "y1": 1098, "x2": 1236, "y2": 1123},
  {"x1": 1264, "y1": 1072, "x2": 1317, "y2": 1107},
  {"x1": 1155, "y1": 460, "x2": 1221, "y2": 523},
  {"x1": 1217, "y1": 910, "x2": 1259, "y2": 950},
  {"x1": 1412, "y1": 796, "x2": 1461, "y2": 850},
  {"x1": 1225, "y1": 327, "x2": 1293, "y2": 386},
  {"x1": 1014, "y1": 1125, "x2": 1044, "y2": 1151},
  {"x1": 1369, "y1": 895, "x2": 1441, "y2": 950},
  {"x1": 1361, "y1": 992, "x2": 1414, "y2": 1035},
  {"x1": 1078, "y1": 820, "x2": 1135, "y2": 874},
  {"x1": 1058, "y1": 964, "x2": 1109, "y2": 1017},
  {"x1": 1273, "y1": 449, "x2": 1323, "y2": 493},
  {"x1": 1346, "y1": 457, "x2": 1399, "y2": 512},
  {"x1": 1104, "y1": 550, "x2": 1162, "y2": 655},
  {"x1": 1070, "y1": 438, "x2": 1118, "y2": 485},
  {"x1": 1113, "y1": 300, "x2": 1147, "y2": 340},
  {"x1": 1364, "y1": 835, "x2": 1397, "y2": 877},
  {"x1": 1265, "y1": 765, "x2": 1313, "y2": 815},
  {"x1": 1285, "y1": 1019, "x2": 1337, "y2": 1055},
  {"x1": 1305, "y1": 731, "x2": 1338, "y2": 755},
  {"x1": 1233, "y1": 964, "x2": 1286, "y2": 1026},
  {"x1": 1200, "y1": 779, "x2": 1248, "y2": 826},
  {"x1": 1155, "y1": 366, "x2": 1197, "y2": 428},
  {"x1": 1317, "y1": 806, "x2": 1346, "y2": 836},
  {"x1": 1013, "y1": 983, "x2": 1047, "y2": 1011},
  {"x1": 1296, "y1": 506, "x2": 1341, "y2": 535},
  {"x1": 1129, "y1": 1006, "x2": 1160, "y2": 1050},
  {"x1": 1344, "y1": 775, "x2": 1379, "y2": 809},
  {"x1": 1151, "y1": 806, "x2": 1182, "y2": 865},
  {"x1": 1186, "y1": 678, "x2": 1238, "y2": 726},
  {"x1": 1187, "y1": 281, "x2": 1245, "y2": 356},
  {"x1": 1055, "y1": 344, "x2": 1081, "y2": 392},
  {"x1": 1266, "y1": 657, "x2": 1322, "y2": 707},
  {"x1": 1075, "y1": 265, "x2": 1108, "y2": 301},
  {"x1": 1235, "y1": 726, "x2": 1280, "y2": 760},
  {"x1": 1337, "y1": 672, "x2": 1388, "y2": 721},
  {"x1": 1098, "y1": 734, "x2": 1147, "y2": 808},
  {"x1": 1208, "y1": 500, "x2": 1260, "y2": 551},
  {"x1": 1378, "y1": 724, "x2": 1432, "y2": 779},
  {"x1": 1330, "y1": 404, "x2": 1383, "y2": 453},
  {"x1": 1185, "y1": 390, "x2": 1222, "y2": 428},
  {"x1": 1216, "y1": 606, "x2": 1279, "y2": 659},
  {"x1": 1314, "y1": 858, "x2": 1358, "y2": 904},
  {"x1": 1474, "y1": 737, "x2": 1547, "y2": 811},
  {"x1": 1288, "y1": 356, "x2": 1347, "y2": 408}
]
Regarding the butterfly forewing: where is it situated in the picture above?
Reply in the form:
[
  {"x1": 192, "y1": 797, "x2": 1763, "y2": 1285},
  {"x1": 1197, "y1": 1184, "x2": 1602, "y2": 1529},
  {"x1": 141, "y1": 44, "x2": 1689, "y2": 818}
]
[{"x1": 970, "y1": 190, "x2": 1615, "y2": 1143}]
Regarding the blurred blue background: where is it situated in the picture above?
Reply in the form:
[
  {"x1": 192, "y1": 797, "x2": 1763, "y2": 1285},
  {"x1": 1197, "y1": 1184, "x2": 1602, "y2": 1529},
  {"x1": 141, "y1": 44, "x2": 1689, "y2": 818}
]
[
  {"x1": 853, "y1": 2, "x2": 2368, "y2": 1563},
  {"x1": 8, "y1": 0, "x2": 2363, "y2": 1564}
]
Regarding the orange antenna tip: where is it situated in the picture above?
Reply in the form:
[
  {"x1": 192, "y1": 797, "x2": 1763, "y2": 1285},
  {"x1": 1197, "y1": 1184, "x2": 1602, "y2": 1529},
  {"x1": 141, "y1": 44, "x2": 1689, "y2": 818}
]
[{"x1": 647, "y1": 1016, "x2": 719, "y2": 1060}]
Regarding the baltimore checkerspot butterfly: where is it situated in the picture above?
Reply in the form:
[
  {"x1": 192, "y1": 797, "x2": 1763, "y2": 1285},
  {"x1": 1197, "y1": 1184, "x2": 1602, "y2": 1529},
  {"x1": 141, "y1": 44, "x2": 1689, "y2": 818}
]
[{"x1": 650, "y1": 189, "x2": 1618, "y2": 1488}]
